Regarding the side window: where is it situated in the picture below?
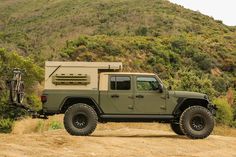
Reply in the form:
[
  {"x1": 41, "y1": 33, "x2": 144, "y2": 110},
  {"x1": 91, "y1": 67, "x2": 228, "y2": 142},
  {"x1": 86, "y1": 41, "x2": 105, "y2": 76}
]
[
  {"x1": 110, "y1": 76, "x2": 131, "y2": 90},
  {"x1": 136, "y1": 77, "x2": 159, "y2": 91},
  {"x1": 110, "y1": 76, "x2": 116, "y2": 90}
]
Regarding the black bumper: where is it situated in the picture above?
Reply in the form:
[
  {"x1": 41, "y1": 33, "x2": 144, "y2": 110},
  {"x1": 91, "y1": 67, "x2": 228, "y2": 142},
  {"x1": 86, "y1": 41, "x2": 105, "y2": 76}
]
[{"x1": 208, "y1": 103, "x2": 217, "y2": 116}]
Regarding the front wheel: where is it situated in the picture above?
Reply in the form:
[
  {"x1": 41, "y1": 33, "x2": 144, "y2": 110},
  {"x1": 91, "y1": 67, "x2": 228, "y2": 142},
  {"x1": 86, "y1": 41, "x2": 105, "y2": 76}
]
[
  {"x1": 180, "y1": 106, "x2": 214, "y2": 139},
  {"x1": 170, "y1": 122, "x2": 185, "y2": 135},
  {"x1": 64, "y1": 103, "x2": 98, "y2": 136}
]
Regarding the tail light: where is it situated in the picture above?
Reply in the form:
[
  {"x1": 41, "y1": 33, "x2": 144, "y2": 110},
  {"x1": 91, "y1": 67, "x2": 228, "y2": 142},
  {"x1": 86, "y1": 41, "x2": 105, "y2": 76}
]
[{"x1": 41, "y1": 95, "x2": 47, "y2": 103}]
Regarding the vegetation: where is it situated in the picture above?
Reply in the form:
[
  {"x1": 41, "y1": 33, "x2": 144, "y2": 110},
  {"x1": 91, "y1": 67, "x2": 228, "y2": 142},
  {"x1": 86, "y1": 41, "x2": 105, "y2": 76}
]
[
  {"x1": 0, "y1": 0, "x2": 235, "y2": 62},
  {"x1": 0, "y1": 48, "x2": 43, "y2": 132},
  {"x1": 60, "y1": 35, "x2": 236, "y2": 127},
  {"x1": 213, "y1": 97, "x2": 233, "y2": 125},
  {"x1": 0, "y1": 0, "x2": 236, "y2": 132}
]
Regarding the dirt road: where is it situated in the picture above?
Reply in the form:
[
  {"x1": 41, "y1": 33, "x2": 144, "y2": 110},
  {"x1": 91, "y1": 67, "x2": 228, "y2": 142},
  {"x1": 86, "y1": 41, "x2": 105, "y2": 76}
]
[{"x1": 0, "y1": 121, "x2": 236, "y2": 157}]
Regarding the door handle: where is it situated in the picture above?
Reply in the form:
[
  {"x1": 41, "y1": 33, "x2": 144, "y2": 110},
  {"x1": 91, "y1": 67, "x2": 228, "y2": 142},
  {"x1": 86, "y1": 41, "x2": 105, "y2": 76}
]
[
  {"x1": 128, "y1": 105, "x2": 134, "y2": 109},
  {"x1": 136, "y1": 95, "x2": 144, "y2": 98},
  {"x1": 128, "y1": 96, "x2": 134, "y2": 99},
  {"x1": 111, "y1": 94, "x2": 119, "y2": 98}
]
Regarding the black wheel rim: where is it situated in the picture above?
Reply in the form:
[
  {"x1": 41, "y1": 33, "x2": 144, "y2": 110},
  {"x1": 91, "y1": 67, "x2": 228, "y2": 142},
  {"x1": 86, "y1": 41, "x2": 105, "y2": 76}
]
[
  {"x1": 190, "y1": 115, "x2": 206, "y2": 131},
  {"x1": 72, "y1": 114, "x2": 88, "y2": 129}
]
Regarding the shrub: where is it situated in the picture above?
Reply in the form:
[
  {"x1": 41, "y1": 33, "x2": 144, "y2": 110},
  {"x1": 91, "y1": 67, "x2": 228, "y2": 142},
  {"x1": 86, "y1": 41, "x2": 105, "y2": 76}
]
[
  {"x1": 211, "y1": 76, "x2": 229, "y2": 93},
  {"x1": 213, "y1": 97, "x2": 233, "y2": 125},
  {"x1": 135, "y1": 26, "x2": 148, "y2": 36},
  {"x1": 35, "y1": 120, "x2": 45, "y2": 133},
  {"x1": 49, "y1": 121, "x2": 63, "y2": 130},
  {"x1": 192, "y1": 52, "x2": 212, "y2": 71},
  {"x1": 0, "y1": 48, "x2": 43, "y2": 125},
  {"x1": 233, "y1": 105, "x2": 236, "y2": 121},
  {"x1": 147, "y1": 56, "x2": 156, "y2": 66},
  {"x1": 174, "y1": 70, "x2": 216, "y2": 97},
  {"x1": 0, "y1": 119, "x2": 13, "y2": 133},
  {"x1": 26, "y1": 94, "x2": 42, "y2": 111},
  {"x1": 170, "y1": 36, "x2": 187, "y2": 53},
  {"x1": 230, "y1": 121, "x2": 236, "y2": 128}
]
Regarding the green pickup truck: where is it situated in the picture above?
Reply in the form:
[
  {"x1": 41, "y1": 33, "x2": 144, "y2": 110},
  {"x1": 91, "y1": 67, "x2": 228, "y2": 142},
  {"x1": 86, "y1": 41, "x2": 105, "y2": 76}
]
[{"x1": 41, "y1": 61, "x2": 216, "y2": 139}]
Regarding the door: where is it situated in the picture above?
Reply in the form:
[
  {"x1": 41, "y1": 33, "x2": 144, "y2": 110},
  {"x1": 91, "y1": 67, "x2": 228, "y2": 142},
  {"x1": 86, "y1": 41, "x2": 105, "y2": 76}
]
[
  {"x1": 100, "y1": 75, "x2": 135, "y2": 114},
  {"x1": 134, "y1": 76, "x2": 166, "y2": 114}
]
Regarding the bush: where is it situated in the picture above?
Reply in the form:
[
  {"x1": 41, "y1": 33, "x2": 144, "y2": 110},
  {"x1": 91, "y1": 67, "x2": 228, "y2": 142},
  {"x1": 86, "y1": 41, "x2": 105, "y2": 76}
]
[
  {"x1": 0, "y1": 119, "x2": 13, "y2": 133},
  {"x1": 213, "y1": 97, "x2": 233, "y2": 125},
  {"x1": 0, "y1": 48, "x2": 43, "y2": 128},
  {"x1": 174, "y1": 70, "x2": 216, "y2": 97},
  {"x1": 233, "y1": 105, "x2": 236, "y2": 121},
  {"x1": 211, "y1": 76, "x2": 229, "y2": 93},
  {"x1": 135, "y1": 26, "x2": 148, "y2": 36},
  {"x1": 230, "y1": 121, "x2": 236, "y2": 128},
  {"x1": 192, "y1": 52, "x2": 212, "y2": 71},
  {"x1": 49, "y1": 121, "x2": 63, "y2": 130}
]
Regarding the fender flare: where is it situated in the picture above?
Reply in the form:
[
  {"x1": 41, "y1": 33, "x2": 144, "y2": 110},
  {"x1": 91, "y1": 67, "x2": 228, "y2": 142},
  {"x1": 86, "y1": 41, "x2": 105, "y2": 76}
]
[
  {"x1": 172, "y1": 98, "x2": 210, "y2": 115},
  {"x1": 59, "y1": 96, "x2": 104, "y2": 114}
]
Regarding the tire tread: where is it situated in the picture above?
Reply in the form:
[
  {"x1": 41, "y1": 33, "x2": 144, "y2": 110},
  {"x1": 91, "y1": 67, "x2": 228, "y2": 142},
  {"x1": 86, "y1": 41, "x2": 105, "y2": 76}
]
[
  {"x1": 180, "y1": 106, "x2": 214, "y2": 139},
  {"x1": 64, "y1": 103, "x2": 98, "y2": 136}
]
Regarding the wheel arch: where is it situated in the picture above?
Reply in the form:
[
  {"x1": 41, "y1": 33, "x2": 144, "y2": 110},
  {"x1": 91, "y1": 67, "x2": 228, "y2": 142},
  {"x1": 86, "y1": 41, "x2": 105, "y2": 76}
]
[
  {"x1": 60, "y1": 97, "x2": 103, "y2": 115},
  {"x1": 173, "y1": 98, "x2": 209, "y2": 116}
]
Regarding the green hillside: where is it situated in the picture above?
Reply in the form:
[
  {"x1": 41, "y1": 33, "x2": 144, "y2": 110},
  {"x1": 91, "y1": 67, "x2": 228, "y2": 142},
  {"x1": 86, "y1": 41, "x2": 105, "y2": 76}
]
[
  {"x1": 0, "y1": 0, "x2": 235, "y2": 60},
  {"x1": 0, "y1": 0, "x2": 236, "y2": 131}
]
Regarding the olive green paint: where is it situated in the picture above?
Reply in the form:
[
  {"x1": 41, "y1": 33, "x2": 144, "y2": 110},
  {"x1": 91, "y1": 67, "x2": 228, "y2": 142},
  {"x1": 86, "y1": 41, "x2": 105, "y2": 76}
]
[{"x1": 42, "y1": 74, "x2": 209, "y2": 115}]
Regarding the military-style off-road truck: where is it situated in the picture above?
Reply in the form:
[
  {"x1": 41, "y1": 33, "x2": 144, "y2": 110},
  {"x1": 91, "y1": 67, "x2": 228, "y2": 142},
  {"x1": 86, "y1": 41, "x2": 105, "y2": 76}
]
[{"x1": 41, "y1": 61, "x2": 216, "y2": 139}]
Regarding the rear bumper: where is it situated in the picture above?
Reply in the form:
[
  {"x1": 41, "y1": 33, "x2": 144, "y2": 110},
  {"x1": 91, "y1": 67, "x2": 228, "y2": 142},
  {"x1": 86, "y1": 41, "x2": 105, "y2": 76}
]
[{"x1": 32, "y1": 109, "x2": 56, "y2": 119}]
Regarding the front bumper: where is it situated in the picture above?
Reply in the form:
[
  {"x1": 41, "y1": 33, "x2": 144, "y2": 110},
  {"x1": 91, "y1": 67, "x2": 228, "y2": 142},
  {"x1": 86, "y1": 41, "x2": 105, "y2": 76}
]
[{"x1": 208, "y1": 103, "x2": 217, "y2": 116}]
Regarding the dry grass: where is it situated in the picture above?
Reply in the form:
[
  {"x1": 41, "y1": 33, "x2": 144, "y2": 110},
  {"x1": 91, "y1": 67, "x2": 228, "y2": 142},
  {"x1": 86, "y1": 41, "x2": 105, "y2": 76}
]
[
  {"x1": 11, "y1": 115, "x2": 236, "y2": 137},
  {"x1": 213, "y1": 124, "x2": 236, "y2": 137},
  {"x1": 12, "y1": 115, "x2": 63, "y2": 134}
]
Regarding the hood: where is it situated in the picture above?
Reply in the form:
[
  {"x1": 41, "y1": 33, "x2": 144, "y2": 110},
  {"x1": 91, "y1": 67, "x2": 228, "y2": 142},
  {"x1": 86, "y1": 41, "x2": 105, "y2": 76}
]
[{"x1": 169, "y1": 91, "x2": 207, "y2": 99}]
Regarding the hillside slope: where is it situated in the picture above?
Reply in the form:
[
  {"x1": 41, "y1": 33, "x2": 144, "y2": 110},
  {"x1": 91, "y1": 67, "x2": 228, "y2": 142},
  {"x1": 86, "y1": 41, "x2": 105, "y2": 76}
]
[
  {"x1": 0, "y1": 0, "x2": 235, "y2": 60},
  {"x1": 0, "y1": 0, "x2": 236, "y2": 130}
]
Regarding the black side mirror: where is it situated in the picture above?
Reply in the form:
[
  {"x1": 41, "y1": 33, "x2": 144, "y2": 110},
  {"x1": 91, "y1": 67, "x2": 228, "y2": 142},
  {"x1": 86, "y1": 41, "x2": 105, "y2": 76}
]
[{"x1": 158, "y1": 84, "x2": 164, "y2": 93}]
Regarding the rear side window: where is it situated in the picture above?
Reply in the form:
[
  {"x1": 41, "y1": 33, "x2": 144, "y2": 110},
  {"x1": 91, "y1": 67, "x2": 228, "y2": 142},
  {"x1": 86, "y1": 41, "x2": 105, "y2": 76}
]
[{"x1": 110, "y1": 76, "x2": 131, "y2": 90}]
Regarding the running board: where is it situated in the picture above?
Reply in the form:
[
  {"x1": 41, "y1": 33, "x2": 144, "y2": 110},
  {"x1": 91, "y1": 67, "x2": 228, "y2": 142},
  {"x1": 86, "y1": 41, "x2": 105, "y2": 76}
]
[{"x1": 100, "y1": 114, "x2": 174, "y2": 122}]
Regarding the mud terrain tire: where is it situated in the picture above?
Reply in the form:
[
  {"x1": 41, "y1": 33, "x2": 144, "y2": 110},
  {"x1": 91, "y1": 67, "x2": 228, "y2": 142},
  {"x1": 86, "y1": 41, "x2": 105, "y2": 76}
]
[
  {"x1": 180, "y1": 106, "x2": 214, "y2": 139},
  {"x1": 64, "y1": 103, "x2": 98, "y2": 136},
  {"x1": 170, "y1": 123, "x2": 185, "y2": 135}
]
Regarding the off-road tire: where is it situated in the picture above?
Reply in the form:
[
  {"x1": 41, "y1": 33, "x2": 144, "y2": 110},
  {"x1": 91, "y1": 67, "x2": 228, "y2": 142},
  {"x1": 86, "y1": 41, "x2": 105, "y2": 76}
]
[
  {"x1": 170, "y1": 122, "x2": 185, "y2": 135},
  {"x1": 180, "y1": 106, "x2": 214, "y2": 139},
  {"x1": 64, "y1": 103, "x2": 98, "y2": 136}
]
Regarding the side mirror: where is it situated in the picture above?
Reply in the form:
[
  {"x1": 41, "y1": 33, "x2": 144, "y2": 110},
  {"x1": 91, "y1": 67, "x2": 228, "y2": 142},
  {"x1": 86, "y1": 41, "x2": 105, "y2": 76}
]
[{"x1": 158, "y1": 84, "x2": 164, "y2": 93}]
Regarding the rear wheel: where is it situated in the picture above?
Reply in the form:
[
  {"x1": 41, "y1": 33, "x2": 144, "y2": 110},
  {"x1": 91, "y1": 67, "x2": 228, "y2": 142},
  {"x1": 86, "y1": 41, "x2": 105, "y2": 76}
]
[
  {"x1": 64, "y1": 103, "x2": 98, "y2": 136},
  {"x1": 170, "y1": 122, "x2": 185, "y2": 135},
  {"x1": 180, "y1": 106, "x2": 214, "y2": 139}
]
